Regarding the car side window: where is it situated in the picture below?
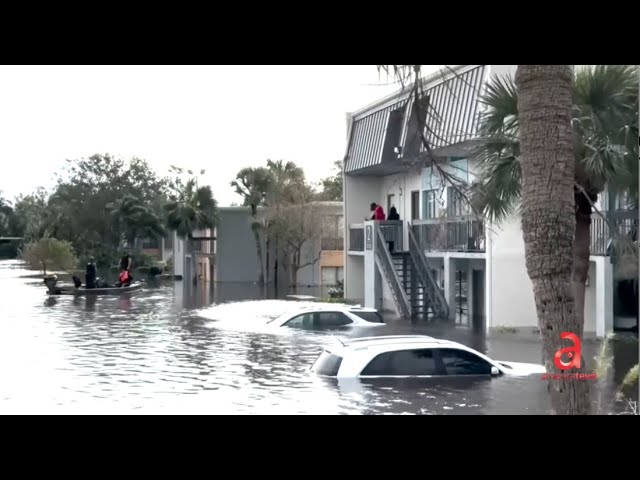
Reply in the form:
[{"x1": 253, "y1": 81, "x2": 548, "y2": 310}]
[
  {"x1": 438, "y1": 348, "x2": 493, "y2": 375},
  {"x1": 316, "y1": 312, "x2": 352, "y2": 328},
  {"x1": 284, "y1": 313, "x2": 313, "y2": 329},
  {"x1": 361, "y1": 349, "x2": 438, "y2": 376}
]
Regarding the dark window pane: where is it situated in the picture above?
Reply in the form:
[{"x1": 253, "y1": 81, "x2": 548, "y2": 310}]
[
  {"x1": 284, "y1": 313, "x2": 314, "y2": 329},
  {"x1": 352, "y1": 311, "x2": 384, "y2": 324},
  {"x1": 439, "y1": 348, "x2": 492, "y2": 375},
  {"x1": 361, "y1": 349, "x2": 438, "y2": 376},
  {"x1": 317, "y1": 312, "x2": 352, "y2": 327},
  {"x1": 312, "y1": 352, "x2": 343, "y2": 376}
]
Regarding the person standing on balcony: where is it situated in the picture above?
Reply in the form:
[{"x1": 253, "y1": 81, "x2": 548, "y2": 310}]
[
  {"x1": 369, "y1": 202, "x2": 386, "y2": 221},
  {"x1": 387, "y1": 206, "x2": 400, "y2": 252}
]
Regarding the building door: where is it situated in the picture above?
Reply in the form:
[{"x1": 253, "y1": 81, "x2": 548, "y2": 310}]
[
  {"x1": 387, "y1": 194, "x2": 395, "y2": 215},
  {"x1": 472, "y1": 269, "x2": 485, "y2": 327},
  {"x1": 411, "y1": 191, "x2": 420, "y2": 220}
]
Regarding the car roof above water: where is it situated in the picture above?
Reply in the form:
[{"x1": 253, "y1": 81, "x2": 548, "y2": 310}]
[
  {"x1": 330, "y1": 335, "x2": 460, "y2": 353},
  {"x1": 287, "y1": 304, "x2": 378, "y2": 314}
]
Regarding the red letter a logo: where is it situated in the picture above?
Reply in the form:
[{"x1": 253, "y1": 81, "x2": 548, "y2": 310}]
[{"x1": 553, "y1": 332, "x2": 581, "y2": 370}]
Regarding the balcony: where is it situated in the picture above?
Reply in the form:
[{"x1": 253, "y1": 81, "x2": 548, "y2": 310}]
[
  {"x1": 590, "y1": 210, "x2": 637, "y2": 256},
  {"x1": 321, "y1": 237, "x2": 344, "y2": 251},
  {"x1": 188, "y1": 237, "x2": 216, "y2": 257},
  {"x1": 412, "y1": 217, "x2": 485, "y2": 253}
]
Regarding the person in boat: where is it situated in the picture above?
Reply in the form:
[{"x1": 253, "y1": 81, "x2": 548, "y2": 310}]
[
  {"x1": 85, "y1": 257, "x2": 97, "y2": 289},
  {"x1": 117, "y1": 252, "x2": 133, "y2": 287},
  {"x1": 117, "y1": 269, "x2": 133, "y2": 287}
]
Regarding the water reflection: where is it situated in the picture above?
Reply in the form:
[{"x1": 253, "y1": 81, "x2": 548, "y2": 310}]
[{"x1": 0, "y1": 260, "x2": 637, "y2": 414}]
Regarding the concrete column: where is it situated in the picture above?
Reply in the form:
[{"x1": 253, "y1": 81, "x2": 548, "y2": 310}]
[
  {"x1": 363, "y1": 221, "x2": 381, "y2": 310},
  {"x1": 443, "y1": 255, "x2": 456, "y2": 321},
  {"x1": 485, "y1": 224, "x2": 493, "y2": 333},
  {"x1": 467, "y1": 266, "x2": 474, "y2": 321},
  {"x1": 595, "y1": 256, "x2": 614, "y2": 338}
]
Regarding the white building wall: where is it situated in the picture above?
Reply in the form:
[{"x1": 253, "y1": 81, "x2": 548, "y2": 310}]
[
  {"x1": 489, "y1": 216, "x2": 537, "y2": 329},
  {"x1": 345, "y1": 175, "x2": 381, "y2": 301},
  {"x1": 489, "y1": 216, "x2": 603, "y2": 334}
]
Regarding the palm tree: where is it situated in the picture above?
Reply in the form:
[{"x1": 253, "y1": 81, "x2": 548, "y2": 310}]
[
  {"x1": 230, "y1": 167, "x2": 273, "y2": 284},
  {"x1": 164, "y1": 178, "x2": 218, "y2": 285},
  {"x1": 165, "y1": 179, "x2": 218, "y2": 238},
  {"x1": 107, "y1": 194, "x2": 165, "y2": 250},
  {"x1": 472, "y1": 65, "x2": 638, "y2": 334},
  {"x1": 515, "y1": 65, "x2": 590, "y2": 415}
]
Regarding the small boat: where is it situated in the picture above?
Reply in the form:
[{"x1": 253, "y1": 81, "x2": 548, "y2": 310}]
[{"x1": 49, "y1": 282, "x2": 143, "y2": 296}]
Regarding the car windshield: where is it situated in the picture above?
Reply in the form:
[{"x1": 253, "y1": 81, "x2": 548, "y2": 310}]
[
  {"x1": 312, "y1": 351, "x2": 343, "y2": 376},
  {"x1": 352, "y1": 311, "x2": 384, "y2": 323}
]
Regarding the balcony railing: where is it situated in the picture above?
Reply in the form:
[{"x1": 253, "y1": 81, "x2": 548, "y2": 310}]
[
  {"x1": 412, "y1": 217, "x2": 485, "y2": 253},
  {"x1": 379, "y1": 220, "x2": 403, "y2": 252},
  {"x1": 189, "y1": 237, "x2": 215, "y2": 256},
  {"x1": 590, "y1": 210, "x2": 638, "y2": 256},
  {"x1": 321, "y1": 237, "x2": 344, "y2": 251},
  {"x1": 349, "y1": 224, "x2": 364, "y2": 252}
]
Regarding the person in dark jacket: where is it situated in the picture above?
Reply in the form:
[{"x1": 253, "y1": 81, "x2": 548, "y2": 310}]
[
  {"x1": 85, "y1": 257, "x2": 97, "y2": 289},
  {"x1": 387, "y1": 206, "x2": 400, "y2": 252}
]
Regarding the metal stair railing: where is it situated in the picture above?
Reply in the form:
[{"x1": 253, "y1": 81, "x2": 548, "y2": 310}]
[
  {"x1": 408, "y1": 223, "x2": 449, "y2": 318},
  {"x1": 374, "y1": 223, "x2": 411, "y2": 319}
]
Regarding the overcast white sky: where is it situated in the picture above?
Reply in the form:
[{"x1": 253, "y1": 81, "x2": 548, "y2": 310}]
[{"x1": 0, "y1": 65, "x2": 440, "y2": 206}]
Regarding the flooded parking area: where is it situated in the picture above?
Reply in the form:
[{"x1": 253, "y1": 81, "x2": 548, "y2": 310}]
[{"x1": 0, "y1": 260, "x2": 637, "y2": 414}]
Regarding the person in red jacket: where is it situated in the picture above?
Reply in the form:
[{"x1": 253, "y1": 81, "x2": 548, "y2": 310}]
[{"x1": 369, "y1": 202, "x2": 386, "y2": 221}]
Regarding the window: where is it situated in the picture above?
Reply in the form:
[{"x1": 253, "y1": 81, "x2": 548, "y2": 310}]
[
  {"x1": 284, "y1": 313, "x2": 314, "y2": 329},
  {"x1": 422, "y1": 190, "x2": 437, "y2": 219},
  {"x1": 447, "y1": 186, "x2": 465, "y2": 218},
  {"x1": 361, "y1": 349, "x2": 439, "y2": 376},
  {"x1": 387, "y1": 194, "x2": 395, "y2": 215},
  {"x1": 411, "y1": 191, "x2": 420, "y2": 220},
  {"x1": 352, "y1": 311, "x2": 384, "y2": 324},
  {"x1": 316, "y1": 312, "x2": 352, "y2": 328},
  {"x1": 312, "y1": 351, "x2": 343, "y2": 376},
  {"x1": 438, "y1": 348, "x2": 493, "y2": 375},
  {"x1": 321, "y1": 267, "x2": 343, "y2": 285}
]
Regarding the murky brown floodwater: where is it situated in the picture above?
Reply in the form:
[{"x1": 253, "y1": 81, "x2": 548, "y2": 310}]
[{"x1": 0, "y1": 260, "x2": 637, "y2": 414}]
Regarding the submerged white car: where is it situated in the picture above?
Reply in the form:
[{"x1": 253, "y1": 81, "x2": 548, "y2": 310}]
[
  {"x1": 311, "y1": 335, "x2": 545, "y2": 378},
  {"x1": 267, "y1": 305, "x2": 385, "y2": 330}
]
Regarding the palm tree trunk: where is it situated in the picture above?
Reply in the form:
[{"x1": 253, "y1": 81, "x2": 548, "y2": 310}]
[
  {"x1": 573, "y1": 189, "x2": 595, "y2": 330},
  {"x1": 516, "y1": 65, "x2": 591, "y2": 415},
  {"x1": 265, "y1": 236, "x2": 270, "y2": 284},
  {"x1": 251, "y1": 222, "x2": 265, "y2": 284},
  {"x1": 291, "y1": 262, "x2": 298, "y2": 293}
]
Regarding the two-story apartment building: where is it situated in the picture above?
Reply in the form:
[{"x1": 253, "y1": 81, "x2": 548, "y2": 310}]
[{"x1": 343, "y1": 64, "x2": 636, "y2": 337}]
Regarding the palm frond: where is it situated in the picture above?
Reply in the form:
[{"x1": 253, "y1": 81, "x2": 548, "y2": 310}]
[{"x1": 478, "y1": 75, "x2": 519, "y2": 136}]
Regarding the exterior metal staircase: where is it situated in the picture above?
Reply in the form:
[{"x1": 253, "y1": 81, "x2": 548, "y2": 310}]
[{"x1": 373, "y1": 222, "x2": 449, "y2": 320}]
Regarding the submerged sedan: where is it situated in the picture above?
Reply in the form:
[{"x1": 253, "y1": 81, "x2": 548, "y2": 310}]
[{"x1": 267, "y1": 305, "x2": 385, "y2": 330}]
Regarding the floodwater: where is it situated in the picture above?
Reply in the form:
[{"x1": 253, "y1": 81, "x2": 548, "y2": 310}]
[{"x1": 0, "y1": 259, "x2": 637, "y2": 415}]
